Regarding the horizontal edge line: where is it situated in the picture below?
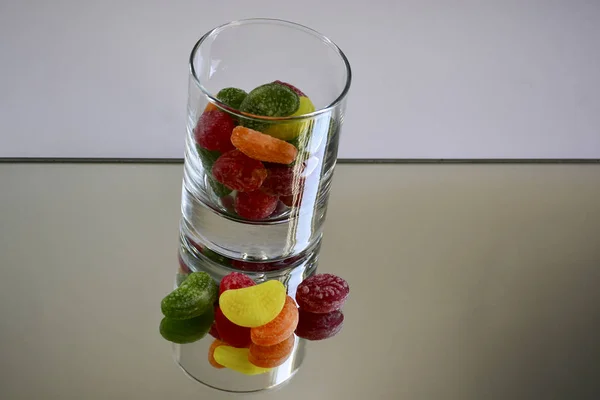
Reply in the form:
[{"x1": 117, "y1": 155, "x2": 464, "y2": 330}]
[{"x1": 0, "y1": 158, "x2": 599, "y2": 164}]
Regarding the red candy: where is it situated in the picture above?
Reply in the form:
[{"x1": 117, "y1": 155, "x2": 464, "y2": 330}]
[
  {"x1": 234, "y1": 191, "x2": 278, "y2": 220},
  {"x1": 231, "y1": 260, "x2": 281, "y2": 272},
  {"x1": 194, "y1": 110, "x2": 236, "y2": 153},
  {"x1": 273, "y1": 80, "x2": 306, "y2": 97},
  {"x1": 295, "y1": 309, "x2": 344, "y2": 341},
  {"x1": 219, "y1": 272, "x2": 256, "y2": 296},
  {"x1": 212, "y1": 150, "x2": 267, "y2": 192},
  {"x1": 178, "y1": 254, "x2": 191, "y2": 274},
  {"x1": 208, "y1": 322, "x2": 221, "y2": 340},
  {"x1": 215, "y1": 306, "x2": 251, "y2": 348},
  {"x1": 295, "y1": 273, "x2": 349, "y2": 313},
  {"x1": 261, "y1": 165, "x2": 305, "y2": 197}
]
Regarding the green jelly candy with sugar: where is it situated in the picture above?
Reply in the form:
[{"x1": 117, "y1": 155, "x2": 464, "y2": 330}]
[
  {"x1": 263, "y1": 96, "x2": 315, "y2": 141},
  {"x1": 217, "y1": 87, "x2": 248, "y2": 110},
  {"x1": 159, "y1": 308, "x2": 215, "y2": 344},
  {"x1": 197, "y1": 146, "x2": 221, "y2": 172},
  {"x1": 161, "y1": 272, "x2": 218, "y2": 320},
  {"x1": 208, "y1": 176, "x2": 233, "y2": 197},
  {"x1": 240, "y1": 83, "x2": 300, "y2": 130}
]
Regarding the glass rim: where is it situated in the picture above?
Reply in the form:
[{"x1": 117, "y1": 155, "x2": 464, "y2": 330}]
[{"x1": 189, "y1": 18, "x2": 352, "y2": 122}]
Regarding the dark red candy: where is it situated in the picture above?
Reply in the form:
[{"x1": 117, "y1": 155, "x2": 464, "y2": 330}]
[
  {"x1": 295, "y1": 309, "x2": 344, "y2": 341},
  {"x1": 215, "y1": 306, "x2": 251, "y2": 348},
  {"x1": 212, "y1": 150, "x2": 267, "y2": 192},
  {"x1": 280, "y1": 192, "x2": 303, "y2": 208},
  {"x1": 273, "y1": 80, "x2": 306, "y2": 97},
  {"x1": 219, "y1": 272, "x2": 255, "y2": 296},
  {"x1": 194, "y1": 110, "x2": 236, "y2": 153},
  {"x1": 295, "y1": 273, "x2": 349, "y2": 313},
  {"x1": 208, "y1": 322, "x2": 221, "y2": 340},
  {"x1": 234, "y1": 191, "x2": 278, "y2": 220},
  {"x1": 231, "y1": 260, "x2": 282, "y2": 272},
  {"x1": 261, "y1": 165, "x2": 305, "y2": 197},
  {"x1": 178, "y1": 254, "x2": 191, "y2": 274}
]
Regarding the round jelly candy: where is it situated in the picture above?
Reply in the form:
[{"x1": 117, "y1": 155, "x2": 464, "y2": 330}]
[
  {"x1": 261, "y1": 165, "x2": 304, "y2": 196},
  {"x1": 213, "y1": 346, "x2": 272, "y2": 375},
  {"x1": 272, "y1": 80, "x2": 306, "y2": 97},
  {"x1": 295, "y1": 273, "x2": 349, "y2": 314},
  {"x1": 212, "y1": 149, "x2": 268, "y2": 192},
  {"x1": 280, "y1": 191, "x2": 303, "y2": 208},
  {"x1": 234, "y1": 191, "x2": 278, "y2": 220},
  {"x1": 251, "y1": 295, "x2": 299, "y2": 346},
  {"x1": 208, "y1": 339, "x2": 226, "y2": 369},
  {"x1": 240, "y1": 83, "x2": 299, "y2": 118},
  {"x1": 264, "y1": 96, "x2": 315, "y2": 141},
  {"x1": 249, "y1": 334, "x2": 295, "y2": 368},
  {"x1": 220, "y1": 280, "x2": 286, "y2": 328},
  {"x1": 219, "y1": 272, "x2": 256, "y2": 296},
  {"x1": 215, "y1": 306, "x2": 251, "y2": 348},
  {"x1": 161, "y1": 272, "x2": 218, "y2": 320},
  {"x1": 295, "y1": 309, "x2": 344, "y2": 341},
  {"x1": 194, "y1": 110, "x2": 236, "y2": 153},
  {"x1": 159, "y1": 308, "x2": 214, "y2": 344},
  {"x1": 217, "y1": 87, "x2": 248, "y2": 110},
  {"x1": 231, "y1": 126, "x2": 298, "y2": 165}
]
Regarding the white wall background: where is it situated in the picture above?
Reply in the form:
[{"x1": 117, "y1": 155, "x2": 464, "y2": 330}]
[{"x1": 1, "y1": 0, "x2": 599, "y2": 159}]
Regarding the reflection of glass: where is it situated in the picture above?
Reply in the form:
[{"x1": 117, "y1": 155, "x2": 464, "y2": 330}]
[
  {"x1": 180, "y1": 18, "x2": 351, "y2": 262},
  {"x1": 162, "y1": 255, "x2": 345, "y2": 392}
]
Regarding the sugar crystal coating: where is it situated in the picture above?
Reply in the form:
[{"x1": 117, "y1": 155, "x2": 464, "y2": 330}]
[
  {"x1": 161, "y1": 272, "x2": 218, "y2": 320},
  {"x1": 295, "y1": 273, "x2": 349, "y2": 314},
  {"x1": 249, "y1": 334, "x2": 295, "y2": 368},
  {"x1": 251, "y1": 296, "x2": 299, "y2": 346},
  {"x1": 234, "y1": 191, "x2": 278, "y2": 220},
  {"x1": 220, "y1": 280, "x2": 286, "y2": 328},
  {"x1": 219, "y1": 272, "x2": 256, "y2": 296},
  {"x1": 194, "y1": 110, "x2": 236, "y2": 153},
  {"x1": 212, "y1": 149, "x2": 267, "y2": 192},
  {"x1": 231, "y1": 126, "x2": 298, "y2": 165}
]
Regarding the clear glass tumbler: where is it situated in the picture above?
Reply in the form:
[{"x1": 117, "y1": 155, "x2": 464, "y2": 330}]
[{"x1": 180, "y1": 18, "x2": 351, "y2": 263}]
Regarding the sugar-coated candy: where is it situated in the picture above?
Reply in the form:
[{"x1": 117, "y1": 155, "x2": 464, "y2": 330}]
[
  {"x1": 239, "y1": 83, "x2": 299, "y2": 118},
  {"x1": 196, "y1": 146, "x2": 221, "y2": 172},
  {"x1": 212, "y1": 149, "x2": 267, "y2": 192},
  {"x1": 295, "y1": 273, "x2": 349, "y2": 314},
  {"x1": 219, "y1": 272, "x2": 256, "y2": 296},
  {"x1": 231, "y1": 260, "x2": 283, "y2": 272},
  {"x1": 249, "y1": 334, "x2": 295, "y2": 368},
  {"x1": 159, "y1": 308, "x2": 214, "y2": 344},
  {"x1": 178, "y1": 254, "x2": 191, "y2": 275},
  {"x1": 208, "y1": 339, "x2": 226, "y2": 369},
  {"x1": 234, "y1": 191, "x2": 278, "y2": 220},
  {"x1": 231, "y1": 126, "x2": 298, "y2": 165},
  {"x1": 213, "y1": 346, "x2": 271, "y2": 375},
  {"x1": 216, "y1": 87, "x2": 248, "y2": 110},
  {"x1": 161, "y1": 272, "x2": 218, "y2": 320},
  {"x1": 295, "y1": 309, "x2": 344, "y2": 341},
  {"x1": 220, "y1": 280, "x2": 286, "y2": 328},
  {"x1": 194, "y1": 110, "x2": 236, "y2": 153},
  {"x1": 261, "y1": 165, "x2": 304, "y2": 196},
  {"x1": 264, "y1": 96, "x2": 315, "y2": 141},
  {"x1": 204, "y1": 103, "x2": 218, "y2": 113},
  {"x1": 251, "y1": 296, "x2": 299, "y2": 346},
  {"x1": 280, "y1": 192, "x2": 303, "y2": 208},
  {"x1": 215, "y1": 306, "x2": 251, "y2": 348},
  {"x1": 272, "y1": 80, "x2": 307, "y2": 97}
]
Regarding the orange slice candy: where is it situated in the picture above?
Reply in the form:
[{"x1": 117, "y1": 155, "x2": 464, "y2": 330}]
[
  {"x1": 231, "y1": 126, "x2": 298, "y2": 165},
  {"x1": 249, "y1": 334, "x2": 295, "y2": 368},
  {"x1": 251, "y1": 295, "x2": 299, "y2": 346}
]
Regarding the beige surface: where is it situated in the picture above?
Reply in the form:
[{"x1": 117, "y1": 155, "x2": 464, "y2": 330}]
[{"x1": 0, "y1": 163, "x2": 599, "y2": 399}]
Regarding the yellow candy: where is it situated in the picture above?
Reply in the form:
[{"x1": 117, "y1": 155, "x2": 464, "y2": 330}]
[
  {"x1": 213, "y1": 346, "x2": 271, "y2": 375},
  {"x1": 220, "y1": 280, "x2": 286, "y2": 328},
  {"x1": 264, "y1": 97, "x2": 315, "y2": 141}
]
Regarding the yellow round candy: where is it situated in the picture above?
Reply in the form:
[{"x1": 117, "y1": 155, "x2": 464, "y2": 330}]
[
  {"x1": 264, "y1": 97, "x2": 315, "y2": 141},
  {"x1": 220, "y1": 280, "x2": 286, "y2": 328},
  {"x1": 213, "y1": 346, "x2": 271, "y2": 375}
]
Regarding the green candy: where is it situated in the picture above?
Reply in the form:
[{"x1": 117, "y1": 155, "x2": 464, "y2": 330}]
[
  {"x1": 161, "y1": 272, "x2": 218, "y2": 320},
  {"x1": 197, "y1": 146, "x2": 220, "y2": 172},
  {"x1": 240, "y1": 83, "x2": 300, "y2": 130},
  {"x1": 208, "y1": 176, "x2": 232, "y2": 198},
  {"x1": 216, "y1": 87, "x2": 248, "y2": 110},
  {"x1": 201, "y1": 248, "x2": 232, "y2": 266},
  {"x1": 159, "y1": 309, "x2": 214, "y2": 344}
]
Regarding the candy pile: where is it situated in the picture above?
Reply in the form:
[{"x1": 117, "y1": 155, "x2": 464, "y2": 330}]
[
  {"x1": 160, "y1": 265, "x2": 350, "y2": 376},
  {"x1": 194, "y1": 81, "x2": 316, "y2": 220}
]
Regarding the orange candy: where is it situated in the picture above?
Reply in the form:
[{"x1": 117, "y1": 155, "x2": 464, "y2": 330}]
[
  {"x1": 231, "y1": 126, "x2": 298, "y2": 165},
  {"x1": 204, "y1": 103, "x2": 218, "y2": 112},
  {"x1": 249, "y1": 334, "x2": 295, "y2": 368},
  {"x1": 251, "y1": 295, "x2": 299, "y2": 346},
  {"x1": 208, "y1": 339, "x2": 226, "y2": 369}
]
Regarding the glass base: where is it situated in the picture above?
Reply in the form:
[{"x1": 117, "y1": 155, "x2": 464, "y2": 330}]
[{"x1": 173, "y1": 336, "x2": 306, "y2": 393}]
